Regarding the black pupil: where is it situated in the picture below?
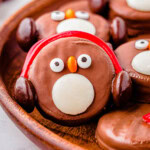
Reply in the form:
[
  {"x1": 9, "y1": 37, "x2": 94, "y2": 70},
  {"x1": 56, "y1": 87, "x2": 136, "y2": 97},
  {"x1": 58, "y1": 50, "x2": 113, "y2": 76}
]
[
  {"x1": 55, "y1": 62, "x2": 59, "y2": 66},
  {"x1": 55, "y1": 11, "x2": 60, "y2": 14},
  {"x1": 80, "y1": 11, "x2": 85, "y2": 14},
  {"x1": 141, "y1": 41, "x2": 145, "y2": 44},
  {"x1": 81, "y1": 57, "x2": 87, "y2": 62}
]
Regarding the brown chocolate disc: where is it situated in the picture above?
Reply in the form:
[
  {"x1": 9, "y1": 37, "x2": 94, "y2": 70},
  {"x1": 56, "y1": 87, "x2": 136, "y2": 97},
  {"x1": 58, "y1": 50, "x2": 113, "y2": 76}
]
[
  {"x1": 96, "y1": 104, "x2": 150, "y2": 150},
  {"x1": 28, "y1": 37, "x2": 115, "y2": 125}
]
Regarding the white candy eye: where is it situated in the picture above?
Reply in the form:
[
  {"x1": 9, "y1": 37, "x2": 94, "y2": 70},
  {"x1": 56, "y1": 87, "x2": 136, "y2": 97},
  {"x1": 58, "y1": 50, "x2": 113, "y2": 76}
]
[
  {"x1": 135, "y1": 39, "x2": 149, "y2": 50},
  {"x1": 50, "y1": 58, "x2": 64, "y2": 72},
  {"x1": 75, "y1": 11, "x2": 89, "y2": 20},
  {"x1": 77, "y1": 54, "x2": 92, "y2": 69},
  {"x1": 51, "y1": 11, "x2": 65, "y2": 21}
]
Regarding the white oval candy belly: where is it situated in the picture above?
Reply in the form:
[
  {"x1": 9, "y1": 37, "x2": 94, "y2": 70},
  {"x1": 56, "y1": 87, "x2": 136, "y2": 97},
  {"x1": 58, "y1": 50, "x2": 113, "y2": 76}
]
[
  {"x1": 52, "y1": 74, "x2": 95, "y2": 115},
  {"x1": 56, "y1": 18, "x2": 96, "y2": 35},
  {"x1": 132, "y1": 51, "x2": 150, "y2": 75},
  {"x1": 126, "y1": 0, "x2": 150, "y2": 11}
]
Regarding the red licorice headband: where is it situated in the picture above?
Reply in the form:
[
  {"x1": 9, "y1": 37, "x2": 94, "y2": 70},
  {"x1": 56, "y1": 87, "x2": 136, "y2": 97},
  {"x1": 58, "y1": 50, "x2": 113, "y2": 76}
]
[{"x1": 21, "y1": 31, "x2": 122, "y2": 78}]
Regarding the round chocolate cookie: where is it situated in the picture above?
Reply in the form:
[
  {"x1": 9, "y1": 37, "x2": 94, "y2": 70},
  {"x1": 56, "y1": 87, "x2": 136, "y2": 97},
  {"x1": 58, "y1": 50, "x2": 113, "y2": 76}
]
[
  {"x1": 109, "y1": 0, "x2": 150, "y2": 36},
  {"x1": 115, "y1": 39, "x2": 150, "y2": 102},
  {"x1": 96, "y1": 103, "x2": 150, "y2": 150},
  {"x1": 59, "y1": 0, "x2": 91, "y2": 12},
  {"x1": 35, "y1": 9, "x2": 110, "y2": 41},
  {"x1": 14, "y1": 31, "x2": 132, "y2": 125},
  {"x1": 16, "y1": 1, "x2": 110, "y2": 51}
]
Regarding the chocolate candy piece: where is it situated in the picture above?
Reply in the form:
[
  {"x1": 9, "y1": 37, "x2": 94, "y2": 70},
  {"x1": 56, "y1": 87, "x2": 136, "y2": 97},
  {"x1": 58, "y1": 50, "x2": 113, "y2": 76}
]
[
  {"x1": 14, "y1": 77, "x2": 35, "y2": 113},
  {"x1": 88, "y1": 0, "x2": 108, "y2": 14},
  {"x1": 112, "y1": 71, "x2": 132, "y2": 107},
  {"x1": 16, "y1": 18, "x2": 38, "y2": 52},
  {"x1": 110, "y1": 17, "x2": 127, "y2": 47}
]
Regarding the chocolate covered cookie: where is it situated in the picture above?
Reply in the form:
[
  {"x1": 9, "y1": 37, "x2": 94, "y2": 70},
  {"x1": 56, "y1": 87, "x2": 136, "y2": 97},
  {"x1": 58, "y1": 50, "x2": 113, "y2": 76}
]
[
  {"x1": 59, "y1": 0, "x2": 91, "y2": 12},
  {"x1": 109, "y1": 0, "x2": 150, "y2": 36},
  {"x1": 16, "y1": 1, "x2": 110, "y2": 52},
  {"x1": 14, "y1": 31, "x2": 132, "y2": 125},
  {"x1": 115, "y1": 39, "x2": 150, "y2": 102},
  {"x1": 96, "y1": 103, "x2": 150, "y2": 150}
]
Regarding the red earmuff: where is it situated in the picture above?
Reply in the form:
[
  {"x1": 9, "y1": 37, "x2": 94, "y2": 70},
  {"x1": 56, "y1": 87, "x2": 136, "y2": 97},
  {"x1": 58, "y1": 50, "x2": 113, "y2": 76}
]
[{"x1": 21, "y1": 31, "x2": 122, "y2": 78}]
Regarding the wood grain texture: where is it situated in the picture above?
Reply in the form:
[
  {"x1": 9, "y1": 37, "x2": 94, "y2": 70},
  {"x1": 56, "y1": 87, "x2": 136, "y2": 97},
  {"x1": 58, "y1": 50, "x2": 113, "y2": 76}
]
[{"x1": 0, "y1": 0, "x2": 105, "y2": 149}]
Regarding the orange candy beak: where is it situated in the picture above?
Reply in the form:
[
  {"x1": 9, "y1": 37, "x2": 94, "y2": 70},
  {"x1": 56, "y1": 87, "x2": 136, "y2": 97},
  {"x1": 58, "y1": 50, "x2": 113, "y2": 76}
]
[
  {"x1": 67, "y1": 56, "x2": 77, "y2": 73},
  {"x1": 65, "y1": 9, "x2": 75, "y2": 19}
]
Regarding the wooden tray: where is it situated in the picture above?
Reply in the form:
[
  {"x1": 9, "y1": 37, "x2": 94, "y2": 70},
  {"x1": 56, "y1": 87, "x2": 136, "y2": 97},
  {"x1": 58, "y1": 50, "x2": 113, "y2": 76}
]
[{"x1": 0, "y1": 0, "x2": 103, "y2": 149}]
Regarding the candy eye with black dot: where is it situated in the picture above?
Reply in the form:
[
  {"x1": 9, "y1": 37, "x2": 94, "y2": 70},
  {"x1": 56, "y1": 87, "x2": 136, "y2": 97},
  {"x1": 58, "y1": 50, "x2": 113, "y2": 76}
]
[
  {"x1": 75, "y1": 11, "x2": 89, "y2": 20},
  {"x1": 135, "y1": 39, "x2": 149, "y2": 50},
  {"x1": 50, "y1": 58, "x2": 64, "y2": 72},
  {"x1": 51, "y1": 11, "x2": 65, "y2": 21},
  {"x1": 77, "y1": 54, "x2": 92, "y2": 69}
]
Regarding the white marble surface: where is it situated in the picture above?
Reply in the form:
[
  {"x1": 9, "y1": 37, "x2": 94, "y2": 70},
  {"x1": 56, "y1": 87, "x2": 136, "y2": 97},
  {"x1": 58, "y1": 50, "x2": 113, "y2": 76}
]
[{"x1": 0, "y1": 0, "x2": 39, "y2": 150}]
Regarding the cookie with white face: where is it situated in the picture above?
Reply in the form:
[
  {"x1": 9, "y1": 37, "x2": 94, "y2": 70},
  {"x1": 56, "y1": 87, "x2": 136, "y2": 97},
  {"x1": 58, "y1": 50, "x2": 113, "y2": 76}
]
[
  {"x1": 35, "y1": 9, "x2": 109, "y2": 41},
  {"x1": 16, "y1": 2, "x2": 110, "y2": 52},
  {"x1": 115, "y1": 39, "x2": 150, "y2": 102},
  {"x1": 14, "y1": 31, "x2": 132, "y2": 125}
]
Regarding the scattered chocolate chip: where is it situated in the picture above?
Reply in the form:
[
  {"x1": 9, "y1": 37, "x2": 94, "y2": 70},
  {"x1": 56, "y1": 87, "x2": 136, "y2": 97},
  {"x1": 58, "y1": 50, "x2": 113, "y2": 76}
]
[
  {"x1": 81, "y1": 57, "x2": 87, "y2": 62},
  {"x1": 14, "y1": 77, "x2": 36, "y2": 113},
  {"x1": 88, "y1": 0, "x2": 108, "y2": 14},
  {"x1": 110, "y1": 17, "x2": 127, "y2": 48},
  {"x1": 112, "y1": 71, "x2": 132, "y2": 107},
  {"x1": 16, "y1": 18, "x2": 38, "y2": 52}
]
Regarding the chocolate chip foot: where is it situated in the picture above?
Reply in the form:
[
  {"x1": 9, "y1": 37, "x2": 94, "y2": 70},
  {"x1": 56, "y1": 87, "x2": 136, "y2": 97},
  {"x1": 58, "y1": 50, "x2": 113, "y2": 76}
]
[
  {"x1": 112, "y1": 71, "x2": 132, "y2": 107},
  {"x1": 16, "y1": 18, "x2": 38, "y2": 52},
  {"x1": 14, "y1": 77, "x2": 36, "y2": 112}
]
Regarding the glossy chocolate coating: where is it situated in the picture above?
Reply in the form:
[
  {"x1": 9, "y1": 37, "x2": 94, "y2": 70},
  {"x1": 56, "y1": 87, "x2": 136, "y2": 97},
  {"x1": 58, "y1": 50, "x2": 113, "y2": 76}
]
[
  {"x1": 96, "y1": 104, "x2": 150, "y2": 150},
  {"x1": 88, "y1": 0, "x2": 108, "y2": 14},
  {"x1": 28, "y1": 37, "x2": 115, "y2": 125},
  {"x1": 16, "y1": 18, "x2": 38, "y2": 52},
  {"x1": 110, "y1": 17, "x2": 127, "y2": 48},
  {"x1": 14, "y1": 77, "x2": 35, "y2": 113},
  {"x1": 112, "y1": 71, "x2": 132, "y2": 107}
]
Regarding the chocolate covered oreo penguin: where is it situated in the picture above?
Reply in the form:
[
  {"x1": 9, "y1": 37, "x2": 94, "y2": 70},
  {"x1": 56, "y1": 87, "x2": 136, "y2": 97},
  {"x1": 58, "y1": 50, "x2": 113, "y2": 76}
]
[
  {"x1": 16, "y1": 4, "x2": 110, "y2": 52},
  {"x1": 115, "y1": 39, "x2": 150, "y2": 102},
  {"x1": 14, "y1": 31, "x2": 132, "y2": 125}
]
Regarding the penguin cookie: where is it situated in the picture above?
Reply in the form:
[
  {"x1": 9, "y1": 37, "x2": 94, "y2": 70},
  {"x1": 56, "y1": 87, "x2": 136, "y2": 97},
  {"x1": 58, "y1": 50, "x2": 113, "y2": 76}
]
[
  {"x1": 115, "y1": 39, "x2": 150, "y2": 102},
  {"x1": 16, "y1": 4, "x2": 110, "y2": 52},
  {"x1": 14, "y1": 31, "x2": 132, "y2": 125}
]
